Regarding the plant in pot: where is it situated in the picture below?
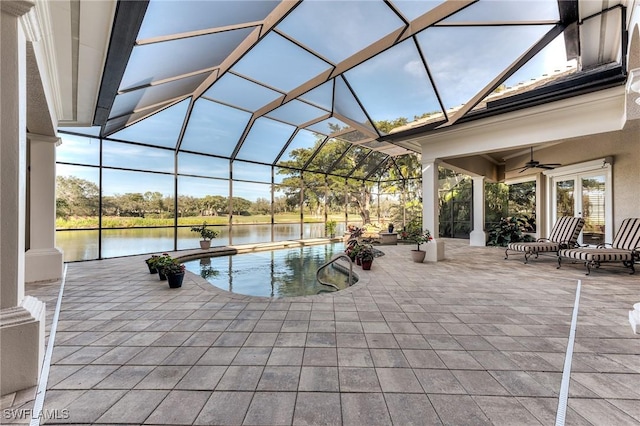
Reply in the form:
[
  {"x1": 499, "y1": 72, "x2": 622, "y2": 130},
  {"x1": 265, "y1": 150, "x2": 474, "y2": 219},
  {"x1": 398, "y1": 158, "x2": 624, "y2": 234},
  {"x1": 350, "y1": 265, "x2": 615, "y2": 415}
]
[
  {"x1": 325, "y1": 220, "x2": 337, "y2": 238},
  {"x1": 348, "y1": 242, "x2": 362, "y2": 265},
  {"x1": 145, "y1": 254, "x2": 160, "y2": 273},
  {"x1": 403, "y1": 224, "x2": 432, "y2": 263},
  {"x1": 162, "y1": 259, "x2": 186, "y2": 288},
  {"x1": 191, "y1": 222, "x2": 219, "y2": 250},
  {"x1": 358, "y1": 244, "x2": 375, "y2": 270},
  {"x1": 387, "y1": 223, "x2": 394, "y2": 233},
  {"x1": 152, "y1": 253, "x2": 173, "y2": 280}
]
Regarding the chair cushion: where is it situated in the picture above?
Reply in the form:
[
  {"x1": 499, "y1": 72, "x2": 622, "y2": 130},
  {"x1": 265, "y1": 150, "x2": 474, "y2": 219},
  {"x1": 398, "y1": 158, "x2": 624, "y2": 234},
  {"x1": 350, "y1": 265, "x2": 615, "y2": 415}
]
[
  {"x1": 548, "y1": 216, "x2": 585, "y2": 244},
  {"x1": 506, "y1": 216, "x2": 584, "y2": 255},
  {"x1": 558, "y1": 248, "x2": 635, "y2": 262},
  {"x1": 508, "y1": 241, "x2": 559, "y2": 254},
  {"x1": 612, "y1": 218, "x2": 640, "y2": 250}
]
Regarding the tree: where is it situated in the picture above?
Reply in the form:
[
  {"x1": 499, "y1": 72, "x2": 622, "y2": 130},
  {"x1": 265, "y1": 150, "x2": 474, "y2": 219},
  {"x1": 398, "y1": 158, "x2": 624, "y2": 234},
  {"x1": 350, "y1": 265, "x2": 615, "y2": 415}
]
[
  {"x1": 251, "y1": 197, "x2": 271, "y2": 215},
  {"x1": 277, "y1": 137, "x2": 377, "y2": 224},
  {"x1": 200, "y1": 195, "x2": 227, "y2": 216},
  {"x1": 144, "y1": 191, "x2": 168, "y2": 217},
  {"x1": 55, "y1": 176, "x2": 99, "y2": 218},
  {"x1": 230, "y1": 197, "x2": 252, "y2": 215},
  {"x1": 118, "y1": 193, "x2": 146, "y2": 217}
]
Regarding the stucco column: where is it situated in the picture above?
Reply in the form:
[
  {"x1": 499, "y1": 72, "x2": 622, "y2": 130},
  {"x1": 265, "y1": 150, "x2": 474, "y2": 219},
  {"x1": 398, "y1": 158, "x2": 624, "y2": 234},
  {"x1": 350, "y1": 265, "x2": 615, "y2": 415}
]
[
  {"x1": 470, "y1": 176, "x2": 487, "y2": 246},
  {"x1": 1, "y1": 1, "x2": 46, "y2": 397},
  {"x1": 25, "y1": 133, "x2": 63, "y2": 282},
  {"x1": 422, "y1": 159, "x2": 444, "y2": 261}
]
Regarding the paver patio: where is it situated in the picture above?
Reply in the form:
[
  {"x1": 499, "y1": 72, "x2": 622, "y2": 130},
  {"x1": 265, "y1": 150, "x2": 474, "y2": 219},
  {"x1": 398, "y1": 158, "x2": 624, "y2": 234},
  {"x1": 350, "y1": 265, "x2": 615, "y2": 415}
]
[{"x1": 3, "y1": 239, "x2": 639, "y2": 425}]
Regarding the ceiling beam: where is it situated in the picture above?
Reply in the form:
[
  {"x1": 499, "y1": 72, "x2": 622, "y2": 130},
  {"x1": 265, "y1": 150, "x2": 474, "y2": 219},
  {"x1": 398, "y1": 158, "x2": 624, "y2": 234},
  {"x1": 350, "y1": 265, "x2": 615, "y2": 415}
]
[{"x1": 93, "y1": 0, "x2": 149, "y2": 128}]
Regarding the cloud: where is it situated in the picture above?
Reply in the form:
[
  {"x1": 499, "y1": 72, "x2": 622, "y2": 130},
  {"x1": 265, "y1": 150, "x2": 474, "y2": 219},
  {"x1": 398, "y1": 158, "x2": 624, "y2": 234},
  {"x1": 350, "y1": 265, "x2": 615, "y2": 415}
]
[{"x1": 403, "y1": 60, "x2": 425, "y2": 78}]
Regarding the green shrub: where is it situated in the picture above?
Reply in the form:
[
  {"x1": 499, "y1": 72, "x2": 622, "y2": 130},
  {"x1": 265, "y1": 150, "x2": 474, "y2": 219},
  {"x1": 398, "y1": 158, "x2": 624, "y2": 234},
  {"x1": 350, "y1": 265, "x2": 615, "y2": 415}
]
[{"x1": 486, "y1": 216, "x2": 535, "y2": 247}]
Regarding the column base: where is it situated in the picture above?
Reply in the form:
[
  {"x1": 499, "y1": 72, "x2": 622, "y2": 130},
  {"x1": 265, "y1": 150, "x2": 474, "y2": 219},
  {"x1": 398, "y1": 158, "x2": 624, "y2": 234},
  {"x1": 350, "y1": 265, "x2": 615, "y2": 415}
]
[
  {"x1": 469, "y1": 230, "x2": 487, "y2": 246},
  {"x1": 425, "y1": 240, "x2": 445, "y2": 262},
  {"x1": 25, "y1": 247, "x2": 63, "y2": 283},
  {"x1": 0, "y1": 296, "x2": 45, "y2": 396}
]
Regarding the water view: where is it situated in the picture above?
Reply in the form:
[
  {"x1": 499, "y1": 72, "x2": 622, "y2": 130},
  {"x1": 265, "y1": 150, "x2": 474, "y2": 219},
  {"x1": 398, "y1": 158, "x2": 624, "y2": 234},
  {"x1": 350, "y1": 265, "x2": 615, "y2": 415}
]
[
  {"x1": 183, "y1": 243, "x2": 352, "y2": 298},
  {"x1": 56, "y1": 222, "x2": 351, "y2": 261}
]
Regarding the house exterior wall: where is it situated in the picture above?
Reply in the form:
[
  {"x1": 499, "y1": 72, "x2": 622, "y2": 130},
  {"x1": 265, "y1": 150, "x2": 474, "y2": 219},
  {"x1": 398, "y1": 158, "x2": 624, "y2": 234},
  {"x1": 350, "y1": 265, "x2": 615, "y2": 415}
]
[{"x1": 506, "y1": 127, "x2": 640, "y2": 231}]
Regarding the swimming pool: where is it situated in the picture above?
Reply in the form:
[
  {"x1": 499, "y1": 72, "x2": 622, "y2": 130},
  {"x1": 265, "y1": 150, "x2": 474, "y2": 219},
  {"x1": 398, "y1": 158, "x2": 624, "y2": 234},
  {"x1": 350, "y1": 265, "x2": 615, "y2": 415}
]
[{"x1": 182, "y1": 243, "x2": 354, "y2": 297}]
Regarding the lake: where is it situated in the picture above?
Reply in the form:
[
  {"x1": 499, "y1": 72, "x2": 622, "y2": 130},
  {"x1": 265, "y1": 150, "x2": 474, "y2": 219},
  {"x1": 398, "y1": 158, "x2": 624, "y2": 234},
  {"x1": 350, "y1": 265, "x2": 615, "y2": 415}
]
[{"x1": 56, "y1": 222, "x2": 352, "y2": 261}]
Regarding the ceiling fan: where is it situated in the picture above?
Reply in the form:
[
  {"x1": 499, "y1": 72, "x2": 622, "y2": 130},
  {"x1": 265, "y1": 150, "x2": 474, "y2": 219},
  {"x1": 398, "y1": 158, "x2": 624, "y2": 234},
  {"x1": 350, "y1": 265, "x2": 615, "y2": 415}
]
[{"x1": 518, "y1": 147, "x2": 561, "y2": 173}]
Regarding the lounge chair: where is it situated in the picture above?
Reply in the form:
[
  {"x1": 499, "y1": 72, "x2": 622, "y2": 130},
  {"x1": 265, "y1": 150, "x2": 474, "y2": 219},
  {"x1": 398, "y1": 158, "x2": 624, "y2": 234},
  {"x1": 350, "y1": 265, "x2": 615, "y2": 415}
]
[
  {"x1": 504, "y1": 216, "x2": 585, "y2": 263},
  {"x1": 557, "y1": 218, "x2": 640, "y2": 275}
]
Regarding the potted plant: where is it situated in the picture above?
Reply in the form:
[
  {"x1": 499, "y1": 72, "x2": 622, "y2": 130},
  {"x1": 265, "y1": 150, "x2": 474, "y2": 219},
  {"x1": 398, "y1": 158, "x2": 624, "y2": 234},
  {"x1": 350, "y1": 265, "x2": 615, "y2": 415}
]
[
  {"x1": 347, "y1": 242, "x2": 362, "y2": 264},
  {"x1": 145, "y1": 254, "x2": 160, "y2": 273},
  {"x1": 402, "y1": 222, "x2": 432, "y2": 263},
  {"x1": 162, "y1": 259, "x2": 186, "y2": 288},
  {"x1": 358, "y1": 244, "x2": 375, "y2": 270},
  {"x1": 151, "y1": 253, "x2": 174, "y2": 280},
  {"x1": 191, "y1": 222, "x2": 219, "y2": 250},
  {"x1": 325, "y1": 220, "x2": 337, "y2": 238},
  {"x1": 387, "y1": 223, "x2": 394, "y2": 233}
]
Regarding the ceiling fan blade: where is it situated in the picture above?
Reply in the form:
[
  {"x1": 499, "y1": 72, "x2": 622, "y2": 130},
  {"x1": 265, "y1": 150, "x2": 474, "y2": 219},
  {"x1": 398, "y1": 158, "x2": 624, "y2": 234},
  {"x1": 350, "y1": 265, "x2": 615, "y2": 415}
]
[{"x1": 518, "y1": 166, "x2": 530, "y2": 173}]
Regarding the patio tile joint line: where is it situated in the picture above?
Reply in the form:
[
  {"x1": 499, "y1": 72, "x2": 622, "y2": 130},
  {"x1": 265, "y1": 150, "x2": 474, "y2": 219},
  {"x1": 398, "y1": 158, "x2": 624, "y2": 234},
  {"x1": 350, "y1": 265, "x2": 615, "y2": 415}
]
[{"x1": 555, "y1": 279, "x2": 581, "y2": 426}]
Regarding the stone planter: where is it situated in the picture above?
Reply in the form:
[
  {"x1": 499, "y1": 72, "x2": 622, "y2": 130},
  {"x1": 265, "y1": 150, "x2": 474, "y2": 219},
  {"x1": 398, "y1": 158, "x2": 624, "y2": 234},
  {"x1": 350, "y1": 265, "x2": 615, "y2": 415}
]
[{"x1": 411, "y1": 250, "x2": 426, "y2": 263}]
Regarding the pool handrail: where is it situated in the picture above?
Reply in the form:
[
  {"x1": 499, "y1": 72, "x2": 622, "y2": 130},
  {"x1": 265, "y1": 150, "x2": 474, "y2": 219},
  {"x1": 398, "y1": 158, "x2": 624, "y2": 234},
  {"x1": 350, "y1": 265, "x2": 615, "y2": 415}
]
[{"x1": 316, "y1": 253, "x2": 354, "y2": 290}]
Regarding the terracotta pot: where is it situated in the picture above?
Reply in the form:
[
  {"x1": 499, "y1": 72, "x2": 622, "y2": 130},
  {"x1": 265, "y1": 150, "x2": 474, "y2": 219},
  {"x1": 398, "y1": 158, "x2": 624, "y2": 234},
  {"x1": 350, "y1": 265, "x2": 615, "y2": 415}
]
[
  {"x1": 200, "y1": 240, "x2": 211, "y2": 250},
  {"x1": 411, "y1": 250, "x2": 426, "y2": 263}
]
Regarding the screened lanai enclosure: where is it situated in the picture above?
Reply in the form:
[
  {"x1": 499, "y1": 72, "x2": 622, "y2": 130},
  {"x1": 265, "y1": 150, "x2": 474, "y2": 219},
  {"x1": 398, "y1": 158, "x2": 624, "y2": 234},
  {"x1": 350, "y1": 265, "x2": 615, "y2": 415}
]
[
  {"x1": 55, "y1": 130, "x2": 424, "y2": 261},
  {"x1": 54, "y1": 0, "x2": 624, "y2": 260}
]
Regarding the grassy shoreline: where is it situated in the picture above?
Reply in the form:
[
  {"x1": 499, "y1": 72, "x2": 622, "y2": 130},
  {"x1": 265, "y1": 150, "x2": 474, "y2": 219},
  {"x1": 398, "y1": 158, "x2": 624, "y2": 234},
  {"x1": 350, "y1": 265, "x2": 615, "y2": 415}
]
[{"x1": 56, "y1": 214, "x2": 355, "y2": 229}]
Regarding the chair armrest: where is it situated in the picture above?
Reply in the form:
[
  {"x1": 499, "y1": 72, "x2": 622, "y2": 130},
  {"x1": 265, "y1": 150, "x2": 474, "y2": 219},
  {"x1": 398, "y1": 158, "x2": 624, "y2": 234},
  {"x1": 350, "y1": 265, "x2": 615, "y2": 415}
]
[
  {"x1": 560, "y1": 241, "x2": 585, "y2": 249},
  {"x1": 596, "y1": 242, "x2": 613, "y2": 249},
  {"x1": 536, "y1": 238, "x2": 551, "y2": 242}
]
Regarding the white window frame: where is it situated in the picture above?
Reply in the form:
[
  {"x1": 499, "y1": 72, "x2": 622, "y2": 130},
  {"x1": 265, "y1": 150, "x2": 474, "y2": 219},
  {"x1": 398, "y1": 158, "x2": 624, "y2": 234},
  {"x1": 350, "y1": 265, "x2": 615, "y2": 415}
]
[{"x1": 543, "y1": 158, "x2": 613, "y2": 244}]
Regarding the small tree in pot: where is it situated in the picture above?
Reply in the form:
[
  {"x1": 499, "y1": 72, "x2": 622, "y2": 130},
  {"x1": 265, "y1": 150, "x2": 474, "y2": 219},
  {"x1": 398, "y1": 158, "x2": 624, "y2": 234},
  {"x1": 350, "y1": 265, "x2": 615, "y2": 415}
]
[
  {"x1": 191, "y1": 222, "x2": 219, "y2": 250},
  {"x1": 401, "y1": 220, "x2": 432, "y2": 263}
]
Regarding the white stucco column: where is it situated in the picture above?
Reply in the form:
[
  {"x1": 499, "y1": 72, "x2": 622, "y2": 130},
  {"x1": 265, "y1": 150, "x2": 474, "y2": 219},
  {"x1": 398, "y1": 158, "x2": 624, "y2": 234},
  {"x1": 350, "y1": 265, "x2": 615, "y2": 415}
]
[
  {"x1": 1, "y1": 1, "x2": 46, "y2": 397},
  {"x1": 25, "y1": 133, "x2": 63, "y2": 282},
  {"x1": 469, "y1": 176, "x2": 487, "y2": 246},
  {"x1": 422, "y1": 159, "x2": 444, "y2": 261},
  {"x1": 535, "y1": 173, "x2": 547, "y2": 239}
]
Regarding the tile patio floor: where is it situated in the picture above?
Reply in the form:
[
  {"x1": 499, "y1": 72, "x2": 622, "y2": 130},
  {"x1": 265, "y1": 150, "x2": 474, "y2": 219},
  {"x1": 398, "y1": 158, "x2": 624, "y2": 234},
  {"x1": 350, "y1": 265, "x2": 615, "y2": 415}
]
[{"x1": 3, "y1": 238, "x2": 639, "y2": 425}]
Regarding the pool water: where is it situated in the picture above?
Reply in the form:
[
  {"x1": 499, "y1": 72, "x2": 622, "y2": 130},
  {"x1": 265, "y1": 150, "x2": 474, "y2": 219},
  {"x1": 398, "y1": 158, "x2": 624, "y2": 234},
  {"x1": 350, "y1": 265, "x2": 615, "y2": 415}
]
[{"x1": 183, "y1": 243, "x2": 353, "y2": 297}]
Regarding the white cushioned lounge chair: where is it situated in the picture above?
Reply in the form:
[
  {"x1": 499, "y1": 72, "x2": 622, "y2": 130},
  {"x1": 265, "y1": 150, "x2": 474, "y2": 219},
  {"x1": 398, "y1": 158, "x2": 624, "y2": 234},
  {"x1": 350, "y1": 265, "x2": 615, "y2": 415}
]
[
  {"x1": 504, "y1": 216, "x2": 585, "y2": 264},
  {"x1": 557, "y1": 218, "x2": 640, "y2": 275}
]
